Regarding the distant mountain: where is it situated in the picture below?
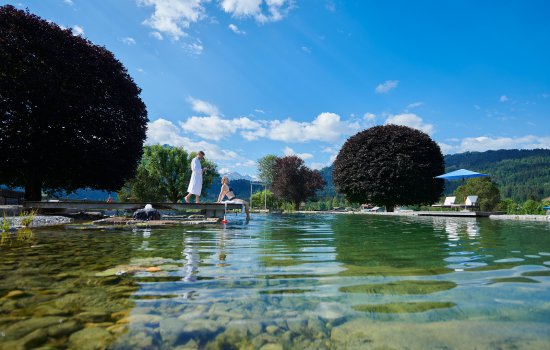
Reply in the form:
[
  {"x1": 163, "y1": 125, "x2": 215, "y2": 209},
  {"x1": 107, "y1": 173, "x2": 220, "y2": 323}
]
[
  {"x1": 49, "y1": 188, "x2": 118, "y2": 201},
  {"x1": 220, "y1": 171, "x2": 254, "y2": 181},
  {"x1": 317, "y1": 149, "x2": 550, "y2": 202},
  {"x1": 204, "y1": 177, "x2": 263, "y2": 201}
]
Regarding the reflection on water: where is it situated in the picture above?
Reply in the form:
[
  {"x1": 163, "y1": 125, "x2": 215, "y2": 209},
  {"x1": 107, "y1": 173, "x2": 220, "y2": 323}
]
[{"x1": 1, "y1": 214, "x2": 550, "y2": 349}]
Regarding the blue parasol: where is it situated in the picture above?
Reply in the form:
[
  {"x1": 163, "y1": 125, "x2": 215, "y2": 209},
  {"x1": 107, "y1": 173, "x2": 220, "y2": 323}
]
[{"x1": 435, "y1": 169, "x2": 489, "y2": 182}]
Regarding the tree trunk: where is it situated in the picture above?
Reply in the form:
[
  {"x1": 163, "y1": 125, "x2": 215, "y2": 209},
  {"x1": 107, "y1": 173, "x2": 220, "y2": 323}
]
[
  {"x1": 25, "y1": 179, "x2": 42, "y2": 201},
  {"x1": 386, "y1": 205, "x2": 394, "y2": 212},
  {"x1": 294, "y1": 201, "x2": 300, "y2": 211}
]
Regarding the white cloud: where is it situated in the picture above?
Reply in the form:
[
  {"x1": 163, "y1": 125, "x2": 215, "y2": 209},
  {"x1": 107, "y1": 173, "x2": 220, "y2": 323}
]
[
  {"x1": 138, "y1": 0, "x2": 205, "y2": 41},
  {"x1": 184, "y1": 40, "x2": 203, "y2": 55},
  {"x1": 384, "y1": 113, "x2": 434, "y2": 135},
  {"x1": 301, "y1": 46, "x2": 311, "y2": 54},
  {"x1": 136, "y1": 68, "x2": 145, "y2": 73},
  {"x1": 499, "y1": 95, "x2": 509, "y2": 102},
  {"x1": 437, "y1": 142, "x2": 455, "y2": 155},
  {"x1": 150, "y1": 31, "x2": 164, "y2": 40},
  {"x1": 179, "y1": 116, "x2": 261, "y2": 141},
  {"x1": 176, "y1": 104, "x2": 361, "y2": 144},
  {"x1": 325, "y1": 0, "x2": 335, "y2": 12},
  {"x1": 220, "y1": 0, "x2": 293, "y2": 23},
  {"x1": 228, "y1": 23, "x2": 245, "y2": 34},
  {"x1": 241, "y1": 127, "x2": 268, "y2": 140},
  {"x1": 375, "y1": 80, "x2": 399, "y2": 94},
  {"x1": 187, "y1": 96, "x2": 219, "y2": 115},
  {"x1": 269, "y1": 112, "x2": 360, "y2": 142},
  {"x1": 283, "y1": 146, "x2": 313, "y2": 160},
  {"x1": 458, "y1": 135, "x2": 550, "y2": 153},
  {"x1": 64, "y1": 0, "x2": 74, "y2": 5},
  {"x1": 146, "y1": 118, "x2": 239, "y2": 160},
  {"x1": 363, "y1": 112, "x2": 376, "y2": 121},
  {"x1": 122, "y1": 37, "x2": 136, "y2": 45},
  {"x1": 72, "y1": 25, "x2": 84, "y2": 36},
  {"x1": 406, "y1": 101, "x2": 423, "y2": 109}
]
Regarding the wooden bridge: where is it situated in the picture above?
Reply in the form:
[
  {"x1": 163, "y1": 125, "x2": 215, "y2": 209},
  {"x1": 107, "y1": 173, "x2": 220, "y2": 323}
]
[{"x1": 23, "y1": 201, "x2": 243, "y2": 219}]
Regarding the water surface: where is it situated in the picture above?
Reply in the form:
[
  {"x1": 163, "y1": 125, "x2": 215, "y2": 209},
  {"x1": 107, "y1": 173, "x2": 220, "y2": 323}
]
[{"x1": 1, "y1": 214, "x2": 550, "y2": 349}]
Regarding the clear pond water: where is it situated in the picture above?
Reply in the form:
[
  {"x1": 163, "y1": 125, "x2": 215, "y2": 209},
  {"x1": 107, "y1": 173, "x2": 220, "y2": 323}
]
[{"x1": 1, "y1": 214, "x2": 550, "y2": 349}]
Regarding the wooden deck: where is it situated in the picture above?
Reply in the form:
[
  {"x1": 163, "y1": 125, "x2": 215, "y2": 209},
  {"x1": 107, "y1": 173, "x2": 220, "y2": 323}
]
[{"x1": 23, "y1": 201, "x2": 243, "y2": 219}]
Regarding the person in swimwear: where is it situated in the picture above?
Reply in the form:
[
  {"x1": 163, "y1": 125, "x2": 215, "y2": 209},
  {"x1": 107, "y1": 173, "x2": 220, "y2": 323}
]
[{"x1": 217, "y1": 175, "x2": 250, "y2": 220}]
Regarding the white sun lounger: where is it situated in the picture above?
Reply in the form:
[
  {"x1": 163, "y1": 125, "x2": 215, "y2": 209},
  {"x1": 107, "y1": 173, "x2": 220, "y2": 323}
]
[{"x1": 432, "y1": 196, "x2": 456, "y2": 207}]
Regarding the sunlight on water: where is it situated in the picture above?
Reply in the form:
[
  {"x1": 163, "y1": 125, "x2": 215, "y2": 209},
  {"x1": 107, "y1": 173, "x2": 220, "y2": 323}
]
[{"x1": 1, "y1": 214, "x2": 550, "y2": 349}]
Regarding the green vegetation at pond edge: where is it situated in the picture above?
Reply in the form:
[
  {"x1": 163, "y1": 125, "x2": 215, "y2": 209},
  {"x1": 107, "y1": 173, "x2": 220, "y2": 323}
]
[
  {"x1": 339, "y1": 280, "x2": 457, "y2": 295},
  {"x1": 353, "y1": 302, "x2": 456, "y2": 314}
]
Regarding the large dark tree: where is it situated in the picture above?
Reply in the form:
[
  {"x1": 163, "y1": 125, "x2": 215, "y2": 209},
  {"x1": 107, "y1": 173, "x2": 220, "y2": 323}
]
[
  {"x1": 272, "y1": 156, "x2": 326, "y2": 210},
  {"x1": 0, "y1": 5, "x2": 148, "y2": 200},
  {"x1": 333, "y1": 125, "x2": 444, "y2": 211}
]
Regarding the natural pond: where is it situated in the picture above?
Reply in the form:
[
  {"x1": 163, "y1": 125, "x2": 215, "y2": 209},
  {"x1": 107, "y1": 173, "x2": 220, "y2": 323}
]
[{"x1": 1, "y1": 214, "x2": 550, "y2": 349}]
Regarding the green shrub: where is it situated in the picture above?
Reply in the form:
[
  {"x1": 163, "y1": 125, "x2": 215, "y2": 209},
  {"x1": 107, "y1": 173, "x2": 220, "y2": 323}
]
[
  {"x1": 281, "y1": 202, "x2": 295, "y2": 213},
  {"x1": 521, "y1": 199, "x2": 545, "y2": 215},
  {"x1": 496, "y1": 198, "x2": 520, "y2": 214}
]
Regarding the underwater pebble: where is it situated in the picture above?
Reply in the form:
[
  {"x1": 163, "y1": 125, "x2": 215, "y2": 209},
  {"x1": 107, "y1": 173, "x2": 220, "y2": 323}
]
[{"x1": 68, "y1": 327, "x2": 114, "y2": 350}]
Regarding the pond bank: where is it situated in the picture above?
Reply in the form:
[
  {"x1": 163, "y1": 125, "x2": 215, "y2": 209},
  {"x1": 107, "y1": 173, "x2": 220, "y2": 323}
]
[
  {"x1": 295, "y1": 210, "x2": 550, "y2": 222},
  {"x1": 1, "y1": 215, "x2": 72, "y2": 230}
]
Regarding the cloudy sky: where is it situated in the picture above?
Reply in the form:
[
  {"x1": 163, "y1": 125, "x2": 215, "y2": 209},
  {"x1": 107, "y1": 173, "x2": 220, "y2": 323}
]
[{"x1": 6, "y1": 0, "x2": 550, "y2": 176}]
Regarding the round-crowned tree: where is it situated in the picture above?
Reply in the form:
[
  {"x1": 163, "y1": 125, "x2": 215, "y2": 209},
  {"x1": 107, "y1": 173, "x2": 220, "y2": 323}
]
[
  {"x1": 333, "y1": 125, "x2": 444, "y2": 211},
  {"x1": 0, "y1": 5, "x2": 148, "y2": 200},
  {"x1": 272, "y1": 156, "x2": 326, "y2": 210}
]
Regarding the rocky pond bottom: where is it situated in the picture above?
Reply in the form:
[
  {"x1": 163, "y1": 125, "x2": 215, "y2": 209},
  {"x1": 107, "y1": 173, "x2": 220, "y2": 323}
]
[{"x1": 1, "y1": 214, "x2": 550, "y2": 349}]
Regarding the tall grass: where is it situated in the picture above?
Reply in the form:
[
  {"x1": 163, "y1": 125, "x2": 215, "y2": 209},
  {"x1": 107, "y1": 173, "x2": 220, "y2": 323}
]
[
  {"x1": 20, "y1": 209, "x2": 37, "y2": 227},
  {"x1": 1, "y1": 212, "x2": 10, "y2": 233}
]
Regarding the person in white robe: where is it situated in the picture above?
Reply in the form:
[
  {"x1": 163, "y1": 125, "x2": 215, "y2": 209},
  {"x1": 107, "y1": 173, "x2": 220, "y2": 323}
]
[{"x1": 185, "y1": 151, "x2": 206, "y2": 203}]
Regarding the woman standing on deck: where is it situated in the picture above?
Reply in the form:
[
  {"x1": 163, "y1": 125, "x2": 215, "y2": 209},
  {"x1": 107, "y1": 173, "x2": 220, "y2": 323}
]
[
  {"x1": 217, "y1": 175, "x2": 250, "y2": 220},
  {"x1": 185, "y1": 151, "x2": 206, "y2": 203}
]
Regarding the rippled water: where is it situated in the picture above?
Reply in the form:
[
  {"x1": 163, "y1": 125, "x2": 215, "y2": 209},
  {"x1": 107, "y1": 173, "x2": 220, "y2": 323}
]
[{"x1": 2, "y1": 214, "x2": 550, "y2": 349}]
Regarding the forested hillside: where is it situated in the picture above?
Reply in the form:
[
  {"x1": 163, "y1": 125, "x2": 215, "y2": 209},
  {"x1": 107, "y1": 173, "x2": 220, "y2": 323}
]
[
  {"x1": 444, "y1": 149, "x2": 550, "y2": 201},
  {"x1": 318, "y1": 149, "x2": 550, "y2": 202}
]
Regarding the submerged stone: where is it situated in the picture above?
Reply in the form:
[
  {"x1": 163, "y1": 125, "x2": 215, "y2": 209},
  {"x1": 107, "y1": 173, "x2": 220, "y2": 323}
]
[
  {"x1": 68, "y1": 327, "x2": 114, "y2": 350},
  {"x1": 2, "y1": 316, "x2": 66, "y2": 340},
  {"x1": 491, "y1": 277, "x2": 540, "y2": 284},
  {"x1": 353, "y1": 301, "x2": 456, "y2": 314},
  {"x1": 339, "y1": 280, "x2": 457, "y2": 295}
]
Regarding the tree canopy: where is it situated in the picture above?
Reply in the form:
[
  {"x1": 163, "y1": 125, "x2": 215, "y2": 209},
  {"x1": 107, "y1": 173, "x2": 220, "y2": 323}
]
[
  {"x1": 272, "y1": 156, "x2": 325, "y2": 210},
  {"x1": 0, "y1": 5, "x2": 148, "y2": 200},
  {"x1": 332, "y1": 125, "x2": 444, "y2": 211},
  {"x1": 257, "y1": 155, "x2": 278, "y2": 186},
  {"x1": 454, "y1": 177, "x2": 500, "y2": 211},
  {"x1": 118, "y1": 145, "x2": 218, "y2": 202}
]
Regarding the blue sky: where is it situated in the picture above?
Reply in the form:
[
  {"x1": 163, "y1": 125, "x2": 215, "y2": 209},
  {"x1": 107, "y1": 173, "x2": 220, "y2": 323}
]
[{"x1": 5, "y1": 0, "x2": 550, "y2": 177}]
